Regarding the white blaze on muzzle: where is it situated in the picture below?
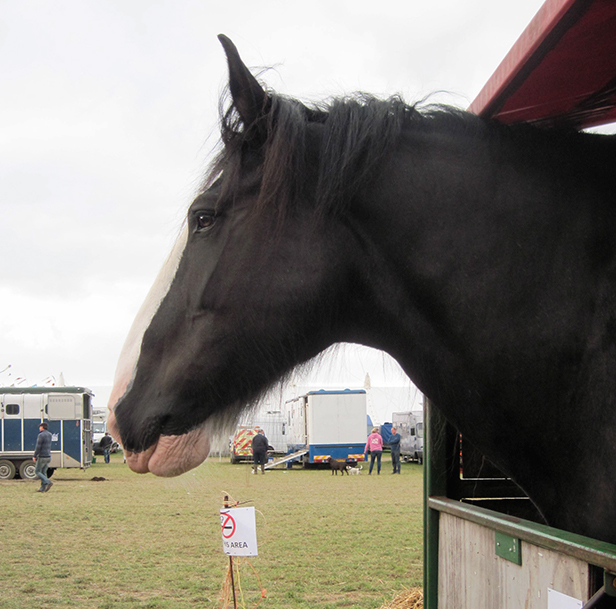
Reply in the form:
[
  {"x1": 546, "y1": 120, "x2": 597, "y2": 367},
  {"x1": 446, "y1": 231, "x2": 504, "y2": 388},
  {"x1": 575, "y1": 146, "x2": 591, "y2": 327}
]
[{"x1": 107, "y1": 226, "x2": 188, "y2": 431}]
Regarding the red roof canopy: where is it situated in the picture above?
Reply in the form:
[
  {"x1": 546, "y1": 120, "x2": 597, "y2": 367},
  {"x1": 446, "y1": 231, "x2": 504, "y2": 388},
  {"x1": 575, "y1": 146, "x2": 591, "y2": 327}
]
[{"x1": 469, "y1": 0, "x2": 616, "y2": 128}]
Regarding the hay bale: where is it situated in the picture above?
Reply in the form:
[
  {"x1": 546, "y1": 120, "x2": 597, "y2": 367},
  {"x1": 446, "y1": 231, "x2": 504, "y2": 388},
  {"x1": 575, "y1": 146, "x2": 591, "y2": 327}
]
[{"x1": 379, "y1": 587, "x2": 423, "y2": 609}]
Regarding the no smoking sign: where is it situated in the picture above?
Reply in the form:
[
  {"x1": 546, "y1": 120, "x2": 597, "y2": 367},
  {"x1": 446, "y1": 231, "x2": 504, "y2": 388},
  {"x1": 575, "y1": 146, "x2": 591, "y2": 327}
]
[{"x1": 220, "y1": 506, "x2": 258, "y2": 556}]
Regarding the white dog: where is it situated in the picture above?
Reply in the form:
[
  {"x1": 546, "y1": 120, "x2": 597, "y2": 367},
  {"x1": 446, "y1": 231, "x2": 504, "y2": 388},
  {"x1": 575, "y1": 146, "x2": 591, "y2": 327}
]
[{"x1": 348, "y1": 465, "x2": 363, "y2": 475}]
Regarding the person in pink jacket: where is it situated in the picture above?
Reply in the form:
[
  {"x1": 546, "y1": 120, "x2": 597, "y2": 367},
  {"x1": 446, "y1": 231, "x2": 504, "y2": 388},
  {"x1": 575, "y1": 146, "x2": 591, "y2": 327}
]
[{"x1": 364, "y1": 427, "x2": 383, "y2": 475}]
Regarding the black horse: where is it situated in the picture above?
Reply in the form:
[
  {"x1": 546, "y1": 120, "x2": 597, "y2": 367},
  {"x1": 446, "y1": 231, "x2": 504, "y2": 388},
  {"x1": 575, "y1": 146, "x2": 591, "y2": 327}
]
[{"x1": 108, "y1": 35, "x2": 616, "y2": 544}]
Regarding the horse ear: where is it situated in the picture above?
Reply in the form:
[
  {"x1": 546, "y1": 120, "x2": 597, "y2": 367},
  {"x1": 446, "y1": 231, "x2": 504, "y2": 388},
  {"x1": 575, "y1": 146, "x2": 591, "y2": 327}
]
[{"x1": 218, "y1": 34, "x2": 268, "y2": 129}]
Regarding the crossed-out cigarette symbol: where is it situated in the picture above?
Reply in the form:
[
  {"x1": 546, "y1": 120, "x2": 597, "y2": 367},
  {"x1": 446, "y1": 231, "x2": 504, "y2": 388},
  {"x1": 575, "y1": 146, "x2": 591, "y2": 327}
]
[{"x1": 221, "y1": 512, "x2": 236, "y2": 539}]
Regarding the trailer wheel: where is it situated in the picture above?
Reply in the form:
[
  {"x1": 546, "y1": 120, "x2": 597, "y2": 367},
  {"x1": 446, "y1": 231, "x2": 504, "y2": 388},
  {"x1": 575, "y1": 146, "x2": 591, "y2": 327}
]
[
  {"x1": 47, "y1": 468, "x2": 55, "y2": 478},
  {"x1": 0, "y1": 459, "x2": 16, "y2": 480},
  {"x1": 19, "y1": 460, "x2": 37, "y2": 480}
]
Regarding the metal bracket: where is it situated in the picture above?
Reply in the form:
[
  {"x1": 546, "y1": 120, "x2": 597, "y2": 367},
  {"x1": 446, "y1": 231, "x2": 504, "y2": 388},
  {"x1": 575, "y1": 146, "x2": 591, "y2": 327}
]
[{"x1": 495, "y1": 531, "x2": 522, "y2": 565}]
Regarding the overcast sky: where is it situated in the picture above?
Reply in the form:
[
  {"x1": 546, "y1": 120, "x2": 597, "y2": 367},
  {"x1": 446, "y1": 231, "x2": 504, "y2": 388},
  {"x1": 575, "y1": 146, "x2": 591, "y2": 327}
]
[{"x1": 1, "y1": 0, "x2": 548, "y2": 409}]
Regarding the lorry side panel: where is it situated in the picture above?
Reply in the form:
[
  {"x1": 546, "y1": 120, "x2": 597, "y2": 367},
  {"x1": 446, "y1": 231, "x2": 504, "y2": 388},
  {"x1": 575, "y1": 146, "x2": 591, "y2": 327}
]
[
  {"x1": 2, "y1": 393, "x2": 22, "y2": 451},
  {"x1": 285, "y1": 397, "x2": 307, "y2": 449},
  {"x1": 23, "y1": 418, "x2": 41, "y2": 451},
  {"x1": 47, "y1": 420, "x2": 62, "y2": 453},
  {"x1": 309, "y1": 444, "x2": 365, "y2": 462},
  {"x1": 307, "y1": 392, "x2": 366, "y2": 445},
  {"x1": 62, "y1": 420, "x2": 84, "y2": 466},
  {"x1": 4, "y1": 419, "x2": 21, "y2": 451}
]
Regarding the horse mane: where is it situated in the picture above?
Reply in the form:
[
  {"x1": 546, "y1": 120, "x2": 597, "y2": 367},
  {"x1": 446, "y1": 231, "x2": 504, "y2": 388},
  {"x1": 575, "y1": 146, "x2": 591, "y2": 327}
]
[
  {"x1": 203, "y1": 87, "x2": 427, "y2": 220},
  {"x1": 203, "y1": 82, "x2": 610, "y2": 222}
]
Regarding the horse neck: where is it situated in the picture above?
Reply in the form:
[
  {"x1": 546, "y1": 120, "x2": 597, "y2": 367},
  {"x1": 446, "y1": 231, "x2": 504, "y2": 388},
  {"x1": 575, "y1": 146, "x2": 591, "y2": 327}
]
[
  {"x1": 348, "y1": 119, "x2": 590, "y2": 363},
  {"x1": 346, "y1": 121, "x2": 502, "y2": 356},
  {"x1": 346, "y1": 122, "x2": 616, "y2": 540}
]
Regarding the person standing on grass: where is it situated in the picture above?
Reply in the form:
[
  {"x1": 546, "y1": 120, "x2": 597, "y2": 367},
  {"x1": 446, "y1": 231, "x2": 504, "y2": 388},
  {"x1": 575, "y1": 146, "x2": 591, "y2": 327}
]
[
  {"x1": 389, "y1": 426, "x2": 401, "y2": 474},
  {"x1": 364, "y1": 427, "x2": 383, "y2": 475},
  {"x1": 99, "y1": 432, "x2": 113, "y2": 463},
  {"x1": 251, "y1": 428, "x2": 269, "y2": 474},
  {"x1": 33, "y1": 422, "x2": 53, "y2": 492}
]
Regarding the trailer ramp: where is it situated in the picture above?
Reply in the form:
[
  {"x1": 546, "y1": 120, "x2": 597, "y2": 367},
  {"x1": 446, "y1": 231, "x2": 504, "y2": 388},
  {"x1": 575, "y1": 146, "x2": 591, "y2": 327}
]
[{"x1": 264, "y1": 449, "x2": 308, "y2": 470}]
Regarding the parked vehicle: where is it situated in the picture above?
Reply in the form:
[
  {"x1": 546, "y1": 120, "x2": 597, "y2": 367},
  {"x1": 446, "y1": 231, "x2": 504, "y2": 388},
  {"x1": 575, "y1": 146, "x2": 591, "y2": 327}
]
[
  {"x1": 379, "y1": 422, "x2": 394, "y2": 447},
  {"x1": 91, "y1": 407, "x2": 107, "y2": 445},
  {"x1": 0, "y1": 386, "x2": 93, "y2": 479},
  {"x1": 230, "y1": 426, "x2": 259, "y2": 463},
  {"x1": 392, "y1": 410, "x2": 424, "y2": 464},
  {"x1": 230, "y1": 409, "x2": 285, "y2": 463},
  {"x1": 92, "y1": 438, "x2": 121, "y2": 456},
  {"x1": 284, "y1": 389, "x2": 367, "y2": 466},
  {"x1": 90, "y1": 408, "x2": 120, "y2": 455}
]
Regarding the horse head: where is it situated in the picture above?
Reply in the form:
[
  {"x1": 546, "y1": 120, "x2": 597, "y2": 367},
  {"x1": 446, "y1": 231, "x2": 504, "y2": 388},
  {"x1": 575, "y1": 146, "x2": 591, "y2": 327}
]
[{"x1": 107, "y1": 36, "x2": 370, "y2": 476}]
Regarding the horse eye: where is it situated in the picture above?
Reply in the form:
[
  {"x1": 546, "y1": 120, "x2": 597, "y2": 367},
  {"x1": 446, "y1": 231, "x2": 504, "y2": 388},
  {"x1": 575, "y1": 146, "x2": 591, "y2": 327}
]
[{"x1": 196, "y1": 213, "x2": 216, "y2": 232}]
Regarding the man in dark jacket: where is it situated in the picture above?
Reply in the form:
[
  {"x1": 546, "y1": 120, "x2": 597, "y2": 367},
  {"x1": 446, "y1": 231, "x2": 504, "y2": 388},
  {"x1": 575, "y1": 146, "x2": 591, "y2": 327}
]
[
  {"x1": 99, "y1": 432, "x2": 113, "y2": 463},
  {"x1": 389, "y1": 426, "x2": 401, "y2": 474},
  {"x1": 251, "y1": 429, "x2": 269, "y2": 474},
  {"x1": 33, "y1": 422, "x2": 53, "y2": 492}
]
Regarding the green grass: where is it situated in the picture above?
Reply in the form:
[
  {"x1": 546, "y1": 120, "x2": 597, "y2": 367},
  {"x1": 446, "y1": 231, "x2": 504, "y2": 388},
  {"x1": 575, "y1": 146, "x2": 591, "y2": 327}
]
[{"x1": 0, "y1": 453, "x2": 423, "y2": 609}]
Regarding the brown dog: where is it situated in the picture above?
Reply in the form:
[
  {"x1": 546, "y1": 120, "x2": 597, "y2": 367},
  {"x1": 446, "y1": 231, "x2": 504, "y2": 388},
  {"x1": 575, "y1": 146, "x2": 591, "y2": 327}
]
[{"x1": 327, "y1": 458, "x2": 350, "y2": 475}]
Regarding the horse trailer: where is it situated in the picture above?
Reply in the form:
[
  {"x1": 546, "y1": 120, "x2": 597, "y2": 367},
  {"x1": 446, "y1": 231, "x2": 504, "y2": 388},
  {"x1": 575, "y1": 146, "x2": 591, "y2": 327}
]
[
  {"x1": 284, "y1": 389, "x2": 367, "y2": 465},
  {"x1": 392, "y1": 410, "x2": 424, "y2": 464},
  {"x1": 0, "y1": 386, "x2": 93, "y2": 480}
]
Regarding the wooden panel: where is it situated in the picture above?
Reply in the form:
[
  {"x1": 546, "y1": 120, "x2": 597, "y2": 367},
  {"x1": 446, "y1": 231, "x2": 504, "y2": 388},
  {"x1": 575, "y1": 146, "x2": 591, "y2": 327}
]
[
  {"x1": 430, "y1": 497, "x2": 616, "y2": 571},
  {"x1": 438, "y1": 512, "x2": 590, "y2": 609}
]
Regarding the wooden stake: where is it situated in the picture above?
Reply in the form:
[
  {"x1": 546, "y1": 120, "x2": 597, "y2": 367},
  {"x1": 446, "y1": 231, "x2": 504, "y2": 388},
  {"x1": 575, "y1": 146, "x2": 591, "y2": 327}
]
[
  {"x1": 229, "y1": 556, "x2": 237, "y2": 609},
  {"x1": 223, "y1": 495, "x2": 237, "y2": 609}
]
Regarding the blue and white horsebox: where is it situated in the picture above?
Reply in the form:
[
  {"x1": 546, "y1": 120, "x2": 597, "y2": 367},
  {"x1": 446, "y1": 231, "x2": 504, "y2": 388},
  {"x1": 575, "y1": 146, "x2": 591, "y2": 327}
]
[
  {"x1": 0, "y1": 386, "x2": 94, "y2": 480},
  {"x1": 281, "y1": 389, "x2": 367, "y2": 467}
]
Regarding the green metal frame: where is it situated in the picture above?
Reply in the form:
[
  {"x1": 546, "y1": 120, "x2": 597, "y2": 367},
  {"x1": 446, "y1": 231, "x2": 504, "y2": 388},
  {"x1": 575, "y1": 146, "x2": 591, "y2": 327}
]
[{"x1": 423, "y1": 399, "x2": 446, "y2": 609}]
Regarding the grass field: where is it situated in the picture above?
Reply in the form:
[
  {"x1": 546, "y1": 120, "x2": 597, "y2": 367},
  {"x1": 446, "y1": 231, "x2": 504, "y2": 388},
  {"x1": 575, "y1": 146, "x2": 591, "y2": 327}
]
[{"x1": 1, "y1": 453, "x2": 423, "y2": 609}]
